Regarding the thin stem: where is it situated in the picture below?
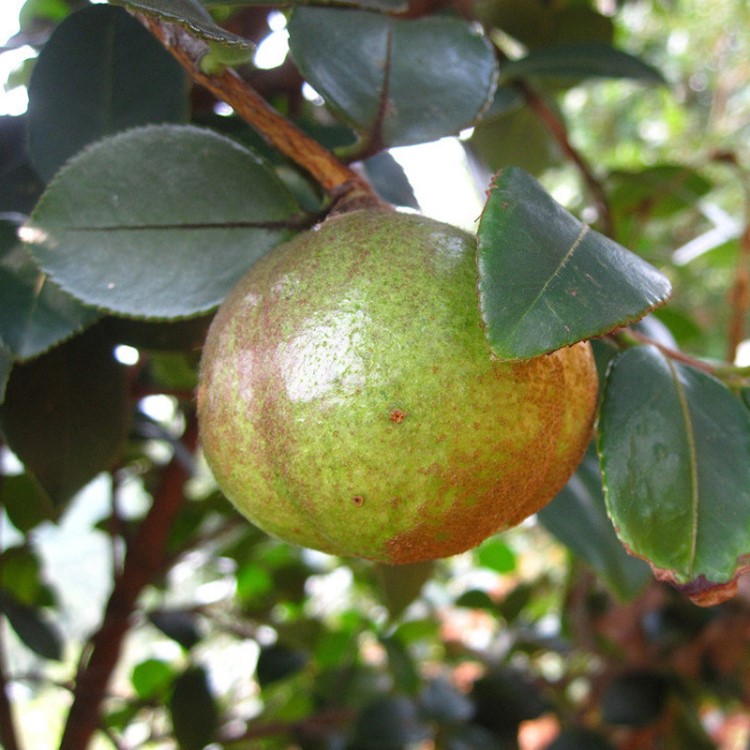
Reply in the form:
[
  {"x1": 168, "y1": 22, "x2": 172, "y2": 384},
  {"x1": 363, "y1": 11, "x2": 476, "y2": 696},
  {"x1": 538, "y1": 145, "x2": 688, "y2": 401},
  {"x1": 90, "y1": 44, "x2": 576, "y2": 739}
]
[
  {"x1": 137, "y1": 14, "x2": 381, "y2": 207},
  {"x1": 726, "y1": 223, "x2": 750, "y2": 362},
  {"x1": 59, "y1": 416, "x2": 198, "y2": 750},
  {"x1": 520, "y1": 82, "x2": 615, "y2": 237}
]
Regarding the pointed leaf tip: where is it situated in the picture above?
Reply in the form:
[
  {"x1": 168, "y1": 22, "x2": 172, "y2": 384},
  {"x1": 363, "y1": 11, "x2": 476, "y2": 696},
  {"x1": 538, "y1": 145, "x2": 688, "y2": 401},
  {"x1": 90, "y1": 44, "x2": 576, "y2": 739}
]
[{"x1": 477, "y1": 167, "x2": 671, "y2": 360}]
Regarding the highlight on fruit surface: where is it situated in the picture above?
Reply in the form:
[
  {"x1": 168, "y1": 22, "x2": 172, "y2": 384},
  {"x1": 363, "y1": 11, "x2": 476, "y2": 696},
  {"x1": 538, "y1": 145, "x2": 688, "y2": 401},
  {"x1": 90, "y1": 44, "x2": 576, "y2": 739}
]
[{"x1": 197, "y1": 209, "x2": 599, "y2": 564}]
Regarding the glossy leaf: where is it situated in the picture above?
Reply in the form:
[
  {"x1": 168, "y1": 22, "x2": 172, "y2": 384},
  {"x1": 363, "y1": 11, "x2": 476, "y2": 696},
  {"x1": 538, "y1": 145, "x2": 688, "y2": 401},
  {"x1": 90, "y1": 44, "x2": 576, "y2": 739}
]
[
  {"x1": 0, "y1": 327, "x2": 129, "y2": 507},
  {"x1": 598, "y1": 345, "x2": 750, "y2": 605},
  {"x1": 169, "y1": 666, "x2": 218, "y2": 750},
  {"x1": 288, "y1": 8, "x2": 496, "y2": 146},
  {"x1": 23, "y1": 125, "x2": 301, "y2": 319},
  {"x1": 538, "y1": 450, "x2": 651, "y2": 601},
  {"x1": 27, "y1": 5, "x2": 188, "y2": 182},
  {"x1": 0, "y1": 246, "x2": 100, "y2": 360},
  {"x1": 477, "y1": 168, "x2": 672, "y2": 359},
  {"x1": 111, "y1": 0, "x2": 252, "y2": 47},
  {"x1": 499, "y1": 43, "x2": 665, "y2": 84},
  {"x1": 0, "y1": 591, "x2": 63, "y2": 660}
]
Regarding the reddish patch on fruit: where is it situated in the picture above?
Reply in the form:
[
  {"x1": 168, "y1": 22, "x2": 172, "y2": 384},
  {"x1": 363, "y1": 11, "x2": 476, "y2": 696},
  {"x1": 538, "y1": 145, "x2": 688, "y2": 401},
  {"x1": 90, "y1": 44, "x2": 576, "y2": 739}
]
[{"x1": 390, "y1": 409, "x2": 406, "y2": 423}]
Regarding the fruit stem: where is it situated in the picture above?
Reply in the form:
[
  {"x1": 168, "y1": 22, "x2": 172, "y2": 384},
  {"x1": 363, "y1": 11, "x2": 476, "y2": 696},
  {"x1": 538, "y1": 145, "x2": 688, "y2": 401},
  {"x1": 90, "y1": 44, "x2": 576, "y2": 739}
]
[{"x1": 137, "y1": 13, "x2": 386, "y2": 209}]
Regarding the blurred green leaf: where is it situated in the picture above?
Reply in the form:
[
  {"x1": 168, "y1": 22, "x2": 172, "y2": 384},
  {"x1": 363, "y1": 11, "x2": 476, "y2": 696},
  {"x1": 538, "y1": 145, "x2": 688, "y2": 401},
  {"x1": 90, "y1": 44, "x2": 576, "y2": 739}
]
[
  {"x1": 0, "y1": 245, "x2": 100, "y2": 360},
  {"x1": 257, "y1": 642, "x2": 309, "y2": 688},
  {"x1": 0, "y1": 473, "x2": 57, "y2": 533},
  {"x1": 132, "y1": 658, "x2": 176, "y2": 700},
  {"x1": 0, "y1": 546, "x2": 49, "y2": 605},
  {"x1": 538, "y1": 450, "x2": 651, "y2": 601},
  {"x1": 599, "y1": 345, "x2": 750, "y2": 603},
  {"x1": 169, "y1": 666, "x2": 218, "y2": 750},
  {"x1": 0, "y1": 345, "x2": 9, "y2": 405},
  {"x1": 381, "y1": 635, "x2": 419, "y2": 694},
  {"x1": 500, "y1": 43, "x2": 665, "y2": 85},
  {"x1": 477, "y1": 168, "x2": 672, "y2": 359},
  {"x1": 476, "y1": 537, "x2": 516, "y2": 574},
  {"x1": 455, "y1": 589, "x2": 495, "y2": 611},
  {"x1": 27, "y1": 4, "x2": 188, "y2": 182},
  {"x1": 420, "y1": 677, "x2": 474, "y2": 724},
  {"x1": 23, "y1": 125, "x2": 301, "y2": 319},
  {"x1": 149, "y1": 610, "x2": 202, "y2": 649},
  {"x1": 546, "y1": 728, "x2": 615, "y2": 750},
  {"x1": 111, "y1": 0, "x2": 252, "y2": 47},
  {"x1": 471, "y1": 668, "x2": 548, "y2": 735},
  {"x1": 0, "y1": 326, "x2": 129, "y2": 507},
  {"x1": 288, "y1": 8, "x2": 496, "y2": 146},
  {"x1": 0, "y1": 590, "x2": 62, "y2": 660},
  {"x1": 351, "y1": 695, "x2": 431, "y2": 749},
  {"x1": 374, "y1": 561, "x2": 434, "y2": 621}
]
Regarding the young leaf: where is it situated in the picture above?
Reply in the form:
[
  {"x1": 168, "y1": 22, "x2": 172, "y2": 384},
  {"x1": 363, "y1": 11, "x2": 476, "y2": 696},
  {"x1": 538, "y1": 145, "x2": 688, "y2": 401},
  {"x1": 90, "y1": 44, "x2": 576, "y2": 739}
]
[
  {"x1": 499, "y1": 42, "x2": 665, "y2": 84},
  {"x1": 0, "y1": 246, "x2": 100, "y2": 360},
  {"x1": 27, "y1": 4, "x2": 188, "y2": 182},
  {"x1": 537, "y1": 450, "x2": 651, "y2": 601},
  {"x1": 110, "y1": 0, "x2": 252, "y2": 48},
  {"x1": 22, "y1": 125, "x2": 302, "y2": 319},
  {"x1": 477, "y1": 168, "x2": 672, "y2": 359},
  {"x1": 288, "y1": 8, "x2": 496, "y2": 147},
  {"x1": 0, "y1": 327, "x2": 129, "y2": 507},
  {"x1": 598, "y1": 345, "x2": 750, "y2": 606}
]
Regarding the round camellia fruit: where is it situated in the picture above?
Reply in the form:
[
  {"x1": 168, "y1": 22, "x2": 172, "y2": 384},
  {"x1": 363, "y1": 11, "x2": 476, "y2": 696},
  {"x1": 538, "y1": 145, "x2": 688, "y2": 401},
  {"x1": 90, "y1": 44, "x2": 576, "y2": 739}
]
[{"x1": 197, "y1": 209, "x2": 598, "y2": 564}]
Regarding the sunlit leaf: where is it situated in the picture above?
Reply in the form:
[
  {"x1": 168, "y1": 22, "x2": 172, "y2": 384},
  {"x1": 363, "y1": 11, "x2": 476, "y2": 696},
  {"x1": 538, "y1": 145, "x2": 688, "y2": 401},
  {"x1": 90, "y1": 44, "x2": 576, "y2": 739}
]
[
  {"x1": 599, "y1": 345, "x2": 750, "y2": 605},
  {"x1": 23, "y1": 125, "x2": 301, "y2": 319},
  {"x1": 27, "y1": 5, "x2": 188, "y2": 182},
  {"x1": 477, "y1": 168, "x2": 672, "y2": 359},
  {"x1": 288, "y1": 8, "x2": 496, "y2": 146}
]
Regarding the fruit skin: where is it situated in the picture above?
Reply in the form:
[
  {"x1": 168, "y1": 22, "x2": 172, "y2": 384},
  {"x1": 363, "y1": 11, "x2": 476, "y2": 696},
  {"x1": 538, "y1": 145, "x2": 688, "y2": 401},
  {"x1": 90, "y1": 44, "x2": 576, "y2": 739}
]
[{"x1": 197, "y1": 209, "x2": 598, "y2": 564}]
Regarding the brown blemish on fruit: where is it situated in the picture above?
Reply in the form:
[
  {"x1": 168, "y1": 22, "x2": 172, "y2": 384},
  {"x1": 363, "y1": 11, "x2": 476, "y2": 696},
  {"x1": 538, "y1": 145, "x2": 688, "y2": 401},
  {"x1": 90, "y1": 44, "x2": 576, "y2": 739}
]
[
  {"x1": 390, "y1": 409, "x2": 406, "y2": 423},
  {"x1": 352, "y1": 495, "x2": 365, "y2": 507}
]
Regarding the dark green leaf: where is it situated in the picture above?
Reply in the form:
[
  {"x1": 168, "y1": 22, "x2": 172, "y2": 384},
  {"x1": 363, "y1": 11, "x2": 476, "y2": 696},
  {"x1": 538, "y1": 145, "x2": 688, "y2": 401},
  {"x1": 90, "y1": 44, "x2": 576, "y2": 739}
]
[
  {"x1": 601, "y1": 671, "x2": 669, "y2": 727},
  {"x1": 1, "y1": 473, "x2": 57, "y2": 533},
  {"x1": 374, "y1": 561, "x2": 434, "y2": 621},
  {"x1": 27, "y1": 5, "x2": 189, "y2": 182},
  {"x1": 0, "y1": 327, "x2": 129, "y2": 507},
  {"x1": 381, "y1": 635, "x2": 420, "y2": 694},
  {"x1": 0, "y1": 546, "x2": 49, "y2": 605},
  {"x1": 455, "y1": 589, "x2": 495, "y2": 611},
  {"x1": 363, "y1": 151, "x2": 419, "y2": 210},
  {"x1": 499, "y1": 43, "x2": 665, "y2": 84},
  {"x1": 599, "y1": 345, "x2": 750, "y2": 605},
  {"x1": 256, "y1": 643, "x2": 309, "y2": 687},
  {"x1": 477, "y1": 168, "x2": 672, "y2": 359},
  {"x1": 288, "y1": 8, "x2": 496, "y2": 146},
  {"x1": 149, "y1": 610, "x2": 202, "y2": 649},
  {"x1": 23, "y1": 125, "x2": 301, "y2": 319},
  {"x1": 132, "y1": 659, "x2": 176, "y2": 700},
  {"x1": 111, "y1": 0, "x2": 252, "y2": 47},
  {"x1": 443, "y1": 724, "x2": 511, "y2": 750},
  {"x1": 0, "y1": 162, "x2": 44, "y2": 216},
  {"x1": 352, "y1": 695, "x2": 430, "y2": 749},
  {"x1": 0, "y1": 344, "x2": 9, "y2": 405},
  {"x1": 204, "y1": 0, "x2": 409, "y2": 9},
  {"x1": 538, "y1": 450, "x2": 651, "y2": 601},
  {"x1": 471, "y1": 667, "x2": 547, "y2": 734},
  {"x1": 0, "y1": 246, "x2": 100, "y2": 359},
  {"x1": 169, "y1": 666, "x2": 218, "y2": 750},
  {"x1": 476, "y1": 537, "x2": 517, "y2": 573},
  {"x1": 0, "y1": 590, "x2": 63, "y2": 660}
]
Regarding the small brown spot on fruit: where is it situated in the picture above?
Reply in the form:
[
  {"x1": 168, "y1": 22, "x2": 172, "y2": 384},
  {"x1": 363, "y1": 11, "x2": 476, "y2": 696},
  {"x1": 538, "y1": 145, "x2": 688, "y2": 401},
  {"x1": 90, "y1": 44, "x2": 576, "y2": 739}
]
[
  {"x1": 352, "y1": 495, "x2": 365, "y2": 507},
  {"x1": 390, "y1": 409, "x2": 406, "y2": 423}
]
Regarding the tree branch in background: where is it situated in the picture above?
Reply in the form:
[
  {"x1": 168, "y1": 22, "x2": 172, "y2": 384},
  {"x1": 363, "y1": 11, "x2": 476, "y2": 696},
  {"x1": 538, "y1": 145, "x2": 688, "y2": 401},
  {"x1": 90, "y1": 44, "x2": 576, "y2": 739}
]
[
  {"x1": 726, "y1": 223, "x2": 750, "y2": 362},
  {"x1": 137, "y1": 14, "x2": 381, "y2": 210},
  {"x1": 58, "y1": 415, "x2": 199, "y2": 750},
  {"x1": 517, "y1": 81, "x2": 615, "y2": 238}
]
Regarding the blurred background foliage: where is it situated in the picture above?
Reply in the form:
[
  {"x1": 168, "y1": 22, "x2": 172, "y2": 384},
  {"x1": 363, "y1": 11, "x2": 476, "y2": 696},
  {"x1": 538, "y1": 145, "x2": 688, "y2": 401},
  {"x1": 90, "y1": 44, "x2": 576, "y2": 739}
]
[{"x1": 2, "y1": 0, "x2": 750, "y2": 749}]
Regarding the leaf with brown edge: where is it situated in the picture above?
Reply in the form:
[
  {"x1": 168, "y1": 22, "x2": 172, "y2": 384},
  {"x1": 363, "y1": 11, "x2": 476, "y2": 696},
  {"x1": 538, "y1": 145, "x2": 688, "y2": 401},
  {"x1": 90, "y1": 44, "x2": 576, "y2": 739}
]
[{"x1": 598, "y1": 345, "x2": 750, "y2": 606}]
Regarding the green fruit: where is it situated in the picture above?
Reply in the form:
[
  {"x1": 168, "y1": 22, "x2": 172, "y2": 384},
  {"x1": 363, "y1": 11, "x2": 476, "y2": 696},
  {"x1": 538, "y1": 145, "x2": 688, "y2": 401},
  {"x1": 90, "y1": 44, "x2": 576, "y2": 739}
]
[{"x1": 197, "y1": 209, "x2": 598, "y2": 564}]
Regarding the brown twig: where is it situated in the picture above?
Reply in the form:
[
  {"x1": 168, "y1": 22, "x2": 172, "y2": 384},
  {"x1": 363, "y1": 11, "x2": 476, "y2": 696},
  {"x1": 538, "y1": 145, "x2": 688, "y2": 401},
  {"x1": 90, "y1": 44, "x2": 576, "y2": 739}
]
[
  {"x1": 519, "y1": 81, "x2": 615, "y2": 237},
  {"x1": 726, "y1": 223, "x2": 750, "y2": 362},
  {"x1": 137, "y1": 13, "x2": 380, "y2": 208},
  {"x1": 58, "y1": 415, "x2": 198, "y2": 750}
]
